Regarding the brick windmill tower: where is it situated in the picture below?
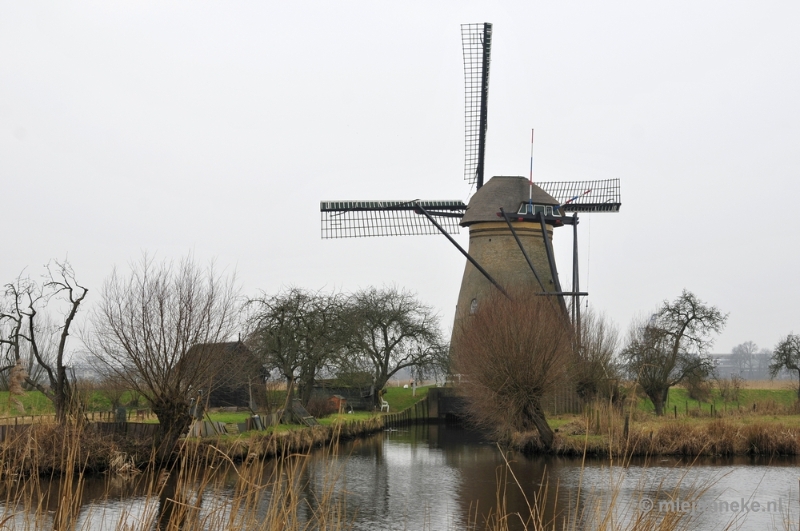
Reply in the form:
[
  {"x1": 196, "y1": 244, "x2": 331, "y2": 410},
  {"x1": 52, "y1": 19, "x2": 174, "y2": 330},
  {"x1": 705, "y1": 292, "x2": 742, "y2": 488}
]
[{"x1": 320, "y1": 23, "x2": 621, "y2": 332}]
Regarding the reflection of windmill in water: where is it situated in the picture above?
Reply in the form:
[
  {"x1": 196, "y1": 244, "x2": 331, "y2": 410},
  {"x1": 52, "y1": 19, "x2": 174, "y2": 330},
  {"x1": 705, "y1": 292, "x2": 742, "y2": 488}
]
[{"x1": 320, "y1": 23, "x2": 621, "y2": 331}]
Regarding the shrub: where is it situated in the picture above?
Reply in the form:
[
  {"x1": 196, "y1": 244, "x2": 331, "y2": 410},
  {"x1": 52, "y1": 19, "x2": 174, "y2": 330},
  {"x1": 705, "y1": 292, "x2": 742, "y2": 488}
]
[
  {"x1": 305, "y1": 396, "x2": 337, "y2": 418},
  {"x1": 452, "y1": 288, "x2": 572, "y2": 450},
  {"x1": 685, "y1": 372, "x2": 712, "y2": 402}
]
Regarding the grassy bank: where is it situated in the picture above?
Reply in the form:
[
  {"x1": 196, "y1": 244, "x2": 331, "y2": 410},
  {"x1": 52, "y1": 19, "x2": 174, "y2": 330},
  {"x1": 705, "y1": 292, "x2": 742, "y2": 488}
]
[
  {"x1": 527, "y1": 401, "x2": 800, "y2": 457},
  {"x1": 637, "y1": 385, "x2": 799, "y2": 415}
]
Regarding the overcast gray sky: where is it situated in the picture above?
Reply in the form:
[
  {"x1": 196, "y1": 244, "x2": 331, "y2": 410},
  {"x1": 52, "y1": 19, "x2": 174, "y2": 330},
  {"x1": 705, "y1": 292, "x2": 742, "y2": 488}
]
[{"x1": 2, "y1": 2, "x2": 799, "y2": 354}]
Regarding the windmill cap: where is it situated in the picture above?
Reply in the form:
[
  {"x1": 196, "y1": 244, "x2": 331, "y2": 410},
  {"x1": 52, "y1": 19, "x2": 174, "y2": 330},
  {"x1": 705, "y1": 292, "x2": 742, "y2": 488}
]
[{"x1": 460, "y1": 176, "x2": 559, "y2": 226}]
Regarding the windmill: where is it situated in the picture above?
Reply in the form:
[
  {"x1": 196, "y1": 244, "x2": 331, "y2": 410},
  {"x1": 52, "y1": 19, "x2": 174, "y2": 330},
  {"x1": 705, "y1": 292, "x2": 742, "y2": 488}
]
[{"x1": 320, "y1": 23, "x2": 621, "y2": 334}]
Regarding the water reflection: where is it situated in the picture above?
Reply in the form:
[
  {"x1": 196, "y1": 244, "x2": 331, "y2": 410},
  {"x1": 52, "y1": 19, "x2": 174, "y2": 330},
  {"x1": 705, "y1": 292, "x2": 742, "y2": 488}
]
[{"x1": 2, "y1": 424, "x2": 799, "y2": 530}]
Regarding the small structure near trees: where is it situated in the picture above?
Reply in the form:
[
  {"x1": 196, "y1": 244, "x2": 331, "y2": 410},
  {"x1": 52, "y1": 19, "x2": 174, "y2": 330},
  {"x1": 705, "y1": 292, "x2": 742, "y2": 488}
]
[
  {"x1": 185, "y1": 341, "x2": 260, "y2": 408},
  {"x1": 89, "y1": 254, "x2": 240, "y2": 461}
]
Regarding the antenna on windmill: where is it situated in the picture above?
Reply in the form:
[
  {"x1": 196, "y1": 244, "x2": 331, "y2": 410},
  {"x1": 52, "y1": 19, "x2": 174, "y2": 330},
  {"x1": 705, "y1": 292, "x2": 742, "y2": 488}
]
[{"x1": 529, "y1": 129, "x2": 534, "y2": 213}]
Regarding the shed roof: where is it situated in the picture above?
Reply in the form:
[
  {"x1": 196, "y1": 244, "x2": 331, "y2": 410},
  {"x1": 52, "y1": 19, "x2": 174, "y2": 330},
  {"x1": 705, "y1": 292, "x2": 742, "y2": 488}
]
[{"x1": 460, "y1": 176, "x2": 559, "y2": 226}]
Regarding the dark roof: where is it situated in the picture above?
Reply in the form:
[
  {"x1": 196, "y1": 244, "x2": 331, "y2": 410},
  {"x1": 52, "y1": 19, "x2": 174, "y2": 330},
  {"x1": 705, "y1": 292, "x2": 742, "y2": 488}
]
[
  {"x1": 186, "y1": 341, "x2": 254, "y2": 358},
  {"x1": 461, "y1": 176, "x2": 559, "y2": 226}
]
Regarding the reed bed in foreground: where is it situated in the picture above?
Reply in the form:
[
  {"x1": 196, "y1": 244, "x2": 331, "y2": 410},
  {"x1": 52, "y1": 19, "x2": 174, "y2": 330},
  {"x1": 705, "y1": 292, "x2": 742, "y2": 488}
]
[
  {"x1": 0, "y1": 421, "x2": 354, "y2": 530},
  {"x1": 0, "y1": 416, "x2": 384, "y2": 478},
  {"x1": 1, "y1": 416, "x2": 795, "y2": 530},
  {"x1": 476, "y1": 447, "x2": 724, "y2": 531}
]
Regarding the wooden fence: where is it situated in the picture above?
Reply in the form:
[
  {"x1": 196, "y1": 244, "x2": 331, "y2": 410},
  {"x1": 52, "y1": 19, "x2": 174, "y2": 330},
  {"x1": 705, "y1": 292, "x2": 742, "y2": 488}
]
[
  {"x1": 383, "y1": 397, "x2": 430, "y2": 427},
  {"x1": 541, "y1": 387, "x2": 583, "y2": 415},
  {"x1": 383, "y1": 386, "x2": 584, "y2": 428},
  {"x1": 0, "y1": 408, "x2": 155, "y2": 427},
  {"x1": 0, "y1": 419, "x2": 160, "y2": 443}
]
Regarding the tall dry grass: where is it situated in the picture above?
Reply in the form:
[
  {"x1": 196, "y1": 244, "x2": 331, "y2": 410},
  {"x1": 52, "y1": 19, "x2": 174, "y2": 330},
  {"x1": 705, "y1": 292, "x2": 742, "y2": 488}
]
[
  {"x1": 0, "y1": 415, "x2": 791, "y2": 530},
  {"x1": 534, "y1": 400, "x2": 800, "y2": 458},
  {"x1": 473, "y1": 443, "x2": 729, "y2": 531},
  {"x1": 0, "y1": 421, "x2": 354, "y2": 530}
]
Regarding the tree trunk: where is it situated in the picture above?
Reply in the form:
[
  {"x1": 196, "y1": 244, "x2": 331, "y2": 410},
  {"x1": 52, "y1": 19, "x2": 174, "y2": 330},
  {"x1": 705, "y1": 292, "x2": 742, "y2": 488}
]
[
  {"x1": 282, "y1": 378, "x2": 295, "y2": 422},
  {"x1": 298, "y1": 375, "x2": 314, "y2": 407},
  {"x1": 151, "y1": 399, "x2": 193, "y2": 463},
  {"x1": 524, "y1": 399, "x2": 554, "y2": 450},
  {"x1": 54, "y1": 366, "x2": 73, "y2": 423},
  {"x1": 796, "y1": 370, "x2": 800, "y2": 400},
  {"x1": 373, "y1": 372, "x2": 389, "y2": 408},
  {"x1": 650, "y1": 391, "x2": 665, "y2": 416}
]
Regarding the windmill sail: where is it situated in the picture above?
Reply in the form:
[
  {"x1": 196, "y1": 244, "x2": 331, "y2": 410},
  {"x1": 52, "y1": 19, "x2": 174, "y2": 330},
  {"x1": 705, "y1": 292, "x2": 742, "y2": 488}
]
[
  {"x1": 536, "y1": 179, "x2": 622, "y2": 213},
  {"x1": 462, "y1": 23, "x2": 492, "y2": 189},
  {"x1": 320, "y1": 200, "x2": 466, "y2": 239}
]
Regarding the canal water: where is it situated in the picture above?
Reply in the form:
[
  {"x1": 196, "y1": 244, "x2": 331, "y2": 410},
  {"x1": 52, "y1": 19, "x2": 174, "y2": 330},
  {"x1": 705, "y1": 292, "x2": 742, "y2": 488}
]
[{"x1": 5, "y1": 423, "x2": 800, "y2": 530}]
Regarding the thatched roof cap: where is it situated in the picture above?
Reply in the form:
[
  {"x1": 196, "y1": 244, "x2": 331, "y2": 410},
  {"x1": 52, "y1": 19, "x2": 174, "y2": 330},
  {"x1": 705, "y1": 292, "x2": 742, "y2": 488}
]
[{"x1": 460, "y1": 176, "x2": 559, "y2": 226}]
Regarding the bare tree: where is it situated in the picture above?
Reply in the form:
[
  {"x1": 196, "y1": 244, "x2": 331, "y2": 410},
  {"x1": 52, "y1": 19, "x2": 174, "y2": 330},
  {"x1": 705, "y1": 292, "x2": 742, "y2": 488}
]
[
  {"x1": 756, "y1": 348, "x2": 773, "y2": 377},
  {"x1": 769, "y1": 334, "x2": 800, "y2": 399},
  {"x1": 247, "y1": 288, "x2": 348, "y2": 411},
  {"x1": 0, "y1": 261, "x2": 88, "y2": 422},
  {"x1": 88, "y1": 254, "x2": 239, "y2": 460},
  {"x1": 346, "y1": 286, "x2": 447, "y2": 407},
  {"x1": 573, "y1": 306, "x2": 620, "y2": 402},
  {"x1": 96, "y1": 373, "x2": 128, "y2": 410},
  {"x1": 621, "y1": 290, "x2": 727, "y2": 416},
  {"x1": 452, "y1": 288, "x2": 572, "y2": 450},
  {"x1": 732, "y1": 340, "x2": 759, "y2": 376}
]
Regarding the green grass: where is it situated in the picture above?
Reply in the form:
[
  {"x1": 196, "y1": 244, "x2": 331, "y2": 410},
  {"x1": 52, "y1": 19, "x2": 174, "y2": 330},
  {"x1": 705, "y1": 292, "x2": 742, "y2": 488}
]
[
  {"x1": 635, "y1": 386, "x2": 798, "y2": 414},
  {"x1": 205, "y1": 411, "x2": 252, "y2": 424},
  {"x1": 317, "y1": 411, "x2": 375, "y2": 425},
  {"x1": 0, "y1": 390, "x2": 54, "y2": 416},
  {"x1": 0, "y1": 390, "x2": 152, "y2": 418},
  {"x1": 547, "y1": 417, "x2": 576, "y2": 430},
  {"x1": 382, "y1": 385, "x2": 429, "y2": 412}
]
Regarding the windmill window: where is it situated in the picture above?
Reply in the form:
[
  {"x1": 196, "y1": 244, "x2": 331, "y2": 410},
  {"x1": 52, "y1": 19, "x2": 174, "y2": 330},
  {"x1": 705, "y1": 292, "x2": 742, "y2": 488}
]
[
  {"x1": 470, "y1": 298, "x2": 478, "y2": 314},
  {"x1": 545, "y1": 206, "x2": 553, "y2": 216},
  {"x1": 534, "y1": 205, "x2": 545, "y2": 215}
]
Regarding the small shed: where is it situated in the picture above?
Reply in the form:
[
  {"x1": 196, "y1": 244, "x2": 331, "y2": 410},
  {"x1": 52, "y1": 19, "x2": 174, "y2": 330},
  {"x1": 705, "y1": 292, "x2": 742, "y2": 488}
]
[{"x1": 329, "y1": 394, "x2": 347, "y2": 412}]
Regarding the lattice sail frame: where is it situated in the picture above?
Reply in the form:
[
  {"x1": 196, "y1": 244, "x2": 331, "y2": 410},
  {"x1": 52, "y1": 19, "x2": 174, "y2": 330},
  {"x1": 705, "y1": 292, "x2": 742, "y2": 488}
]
[
  {"x1": 462, "y1": 23, "x2": 492, "y2": 188},
  {"x1": 320, "y1": 200, "x2": 466, "y2": 239},
  {"x1": 537, "y1": 179, "x2": 621, "y2": 213}
]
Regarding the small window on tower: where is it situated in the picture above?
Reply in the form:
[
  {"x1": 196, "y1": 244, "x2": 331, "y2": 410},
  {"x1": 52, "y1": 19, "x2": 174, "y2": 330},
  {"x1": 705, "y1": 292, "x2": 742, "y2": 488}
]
[
  {"x1": 545, "y1": 206, "x2": 553, "y2": 216},
  {"x1": 470, "y1": 298, "x2": 478, "y2": 314},
  {"x1": 534, "y1": 205, "x2": 545, "y2": 215},
  {"x1": 517, "y1": 203, "x2": 530, "y2": 215}
]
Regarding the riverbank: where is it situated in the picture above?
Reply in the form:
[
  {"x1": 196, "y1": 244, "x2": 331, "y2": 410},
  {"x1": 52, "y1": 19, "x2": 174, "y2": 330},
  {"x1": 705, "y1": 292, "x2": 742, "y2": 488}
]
[
  {"x1": 509, "y1": 412, "x2": 800, "y2": 457},
  {"x1": 0, "y1": 414, "x2": 387, "y2": 477}
]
